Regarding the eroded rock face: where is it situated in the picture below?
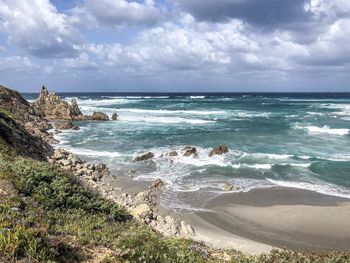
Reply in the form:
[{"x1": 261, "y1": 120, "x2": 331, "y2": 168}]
[
  {"x1": 92, "y1": 112, "x2": 109, "y2": 121},
  {"x1": 32, "y1": 86, "x2": 84, "y2": 120},
  {"x1": 209, "y1": 145, "x2": 229, "y2": 157},
  {"x1": 55, "y1": 120, "x2": 80, "y2": 130},
  {"x1": 134, "y1": 152, "x2": 154, "y2": 162},
  {"x1": 182, "y1": 146, "x2": 198, "y2": 157}
]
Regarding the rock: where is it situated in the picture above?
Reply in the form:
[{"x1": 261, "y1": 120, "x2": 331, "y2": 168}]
[
  {"x1": 223, "y1": 182, "x2": 236, "y2": 192},
  {"x1": 209, "y1": 144, "x2": 229, "y2": 157},
  {"x1": 70, "y1": 99, "x2": 82, "y2": 116},
  {"x1": 133, "y1": 152, "x2": 154, "y2": 162},
  {"x1": 91, "y1": 112, "x2": 109, "y2": 121},
  {"x1": 32, "y1": 86, "x2": 84, "y2": 120},
  {"x1": 180, "y1": 221, "x2": 195, "y2": 237},
  {"x1": 131, "y1": 204, "x2": 151, "y2": 220},
  {"x1": 95, "y1": 163, "x2": 107, "y2": 172},
  {"x1": 127, "y1": 169, "x2": 136, "y2": 176},
  {"x1": 55, "y1": 120, "x2": 79, "y2": 130},
  {"x1": 112, "y1": 112, "x2": 119, "y2": 120},
  {"x1": 59, "y1": 159, "x2": 71, "y2": 166},
  {"x1": 182, "y1": 146, "x2": 198, "y2": 157},
  {"x1": 167, "y1": 150, "x2": 178, "y2": 157},
  {"x1": 149, "y1": 179, "x2": 164, "y2": 190}
]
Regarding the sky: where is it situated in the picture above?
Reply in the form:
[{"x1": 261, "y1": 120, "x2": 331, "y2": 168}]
[{"x1": 0, "y1": 0, "x2": 349, "y2": 92}]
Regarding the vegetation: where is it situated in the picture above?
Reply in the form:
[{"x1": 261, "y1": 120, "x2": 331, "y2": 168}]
[{"x1": 0, "y1": 139, "x2": 350, "y2": 262}]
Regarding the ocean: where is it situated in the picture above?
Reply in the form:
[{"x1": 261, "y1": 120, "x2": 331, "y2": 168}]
[{"x1": 24, "y1": 92, "x2": 350, "y2": 211}]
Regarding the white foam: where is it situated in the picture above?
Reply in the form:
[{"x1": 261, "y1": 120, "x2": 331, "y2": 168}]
[
  {"x1": 118, "y1": 108, "x2": 225, "y2": 115},
  {"x1": 64, "y1": 147, "x2": 121, "y2": 158},
  {"x1": 249, "y1": 153, "x2": 293, "y2": 160},
  {"x1": 278, "y1": 163, "x2": 311, "y2": 168},
  {"x1": 295, "y1": 125, "x2": 349, "y2": 136},
  {"x1": 190, "y1": 96, "x2": 206, "y2": 99},
  {"x1": 122, "y1": 116, "x2": 214, "y2": 124},
  {"x1": 231, "y1": 163, "x2": 272, "y2": 169},
  {"x1": 267, "y1": 179, "x2": 350, "y2": 199}
]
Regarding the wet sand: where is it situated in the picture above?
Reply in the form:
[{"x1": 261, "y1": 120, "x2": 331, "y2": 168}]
[{"x1": 184, "y1": 187, "x2": 350, "y2": 253}]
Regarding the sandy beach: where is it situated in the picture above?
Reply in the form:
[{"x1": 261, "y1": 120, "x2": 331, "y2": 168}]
[
  {"x1": 104, "y1": 174, "x2": 350, "y2": 254},
  {"x1": 182, "y1": 187, "x2": 350, "y2": 253}
]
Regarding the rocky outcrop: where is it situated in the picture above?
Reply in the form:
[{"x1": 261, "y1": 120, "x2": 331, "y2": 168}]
[
  {"x1": 0, "y1": 85, "x2": 55, "y2": 159},
  {"x1": 92, "y1": 112, "x2": 109, "y2": 121},
  {"x1": 55, "y1": 120, "x2": 80, "y2": 130},
  {"x1": 182, "y1": 146, "x2": 198, "y2": 157},
  {"x1": 32, "y1": 86, "x2": 85, "y2": 120},
  {"x1": 133, "y1": 152, "x2": 154, "y2": 162},
  {"x1": 48, "y1": 148, "x2": 110, "y2": 183},
  {"x1": 209, "y1": 145, "x2": 229, "y2": 157},
  {"x1": 112, "y1": 112, "x2": 119, "y2": 120}
]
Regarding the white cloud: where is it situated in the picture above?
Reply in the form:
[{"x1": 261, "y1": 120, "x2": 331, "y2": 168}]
[
  {"x1": 0, "y1": 0, "x2": 81, "y2": 58},
  {"x1": 62, "y1": 53, "x2": 99, "y2": 71},
  {"x1": 71, "y1": 0, "x2": 163, "y2": 28},
  {"x1": 0, "y1": 56, "x2": 38, "y2": 72}
]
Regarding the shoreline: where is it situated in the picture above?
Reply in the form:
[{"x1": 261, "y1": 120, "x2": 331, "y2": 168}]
[{"x1": 79, "y1": 160, "x2": 350, "y2": 253}]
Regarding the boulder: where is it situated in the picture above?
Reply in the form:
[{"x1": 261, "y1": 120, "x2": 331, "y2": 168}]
[
  {"x1": 182, "y1": 146, "x2": 198, "y2": 157},
  {"x1": 91, "y1": 112, "x2": 109, "y2": 121},
  {"x1": 55, "y1": 120, "x2": 79, "y2": 130},
  {"x1": 112, "y1": 112, "x2": 119, "y2": 120},
  {"x1": 166, "y1": 150, "x2": 178, "y2": 157},
  {"x1": 133, "y1": 152, "x2": 154, "y2": 162},
  {"x1": 209, "y1": 145, "x2": 229, "y2": 157},
  {"x1": 131, "y1": 204, "x2": 151, "y2": 220},
  {"x1": 127, "y1": 169, "x2": 136, "y2": 176},
  {"x1": 223, "y1": 182, "x2": 236, "y2": 192},
  {"x1": 95, "y1": 163, "x2": 107, "y2": 172},
  {"x1": 59, "y1": 159, "x2": 71, "y2": 166}
]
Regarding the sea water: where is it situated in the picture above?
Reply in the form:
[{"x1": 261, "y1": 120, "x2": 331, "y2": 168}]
[{"x1": 24, "y1": 93, "x2": 350, "y2": 210}]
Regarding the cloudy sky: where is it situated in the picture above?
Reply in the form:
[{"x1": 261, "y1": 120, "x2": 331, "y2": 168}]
[{"x1": 0, "y1": 0, "x2": 349, "y2": 92}]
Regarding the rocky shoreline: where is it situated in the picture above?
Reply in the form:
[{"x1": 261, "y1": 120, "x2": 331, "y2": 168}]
[{"x1": 2, "y1": 85, "x2": 199, "y2": 241}]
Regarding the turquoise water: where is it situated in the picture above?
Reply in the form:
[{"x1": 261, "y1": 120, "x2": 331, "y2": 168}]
[{"x1": 26, "y1": 93, "x2": 350, "y2": 210}]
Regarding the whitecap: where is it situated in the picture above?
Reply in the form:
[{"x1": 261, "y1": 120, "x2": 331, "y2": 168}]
[{"x1": 294, "y1": 125, "x2": 349, "y2": 136}]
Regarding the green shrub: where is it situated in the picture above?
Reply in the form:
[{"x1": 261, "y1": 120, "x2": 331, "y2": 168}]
[{"x1": 10, "y1": 159, "x2": 128, "y2": 221}]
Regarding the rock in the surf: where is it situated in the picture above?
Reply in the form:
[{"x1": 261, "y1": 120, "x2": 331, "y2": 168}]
[
  {"x1": 133, "y1": 152, "x2": 154, "y2": 162},
  {"x1": 182, "y1": 146, "x2": 198, "y2": 157},
  {"x1": 209, "y1": 144, "x2": 229, "y2": 157},
  {"x1": 112, "y1": 112, "x2": 119, "y2": 120},
  {"x1": 223, "y1": 182, "x2": 236, "y2": 192},
  {"x1": 91, "y1": 111, "x2": 109, "y2": 121}
]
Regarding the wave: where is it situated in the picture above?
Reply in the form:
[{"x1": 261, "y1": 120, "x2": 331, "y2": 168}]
[
  {"x1": 64, "y1": 147, "x2": 121, "y2": 158},
  {"x1": 190, "y1": 96, "x2": 206, "y2": 99},
  {"x1": 294, "y1": 125, "x2": 349, "y2": 136},
  {"x1": 267, "y1": 179, "x2": 350, "y2": 199},
  {"x1": 119, "y1": 108, "x2": 225, "y2": 115},
  {"x1": 123, "y1": 116, "x2": 214, "y2": 124}
]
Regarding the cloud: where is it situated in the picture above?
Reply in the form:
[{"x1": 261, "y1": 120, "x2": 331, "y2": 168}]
[
  {"x1": 0, "y1": 56, "x2": 39, "y2": 72},
  {"x1": 174, "y1": 0, "x2": 311, "y2": 29},
  {"x1": 71, "y1": 0, "x2": 164, "y2": 28},
  {"x1": 0, "y1": 0, "x2": 81, "y2": 58},
  {"x1": 62, "y1": 53, "x2": 99, "y2": 71}
]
